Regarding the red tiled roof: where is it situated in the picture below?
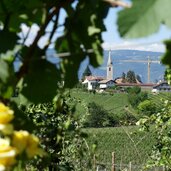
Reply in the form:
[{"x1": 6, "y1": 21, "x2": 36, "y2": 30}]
[{"x1": 116, "y1": 83, "x2": 156, "y2": 87}]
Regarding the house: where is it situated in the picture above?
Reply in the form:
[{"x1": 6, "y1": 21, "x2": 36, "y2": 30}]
[
  {"x1": 99, "y1": 79, "x2": 115, "y2": 89},
  {"x1": 82, "y1": 76, "x2": 104, "y2": 90},
  {"x1": 116, "y1": 83, "x2": 156, "y2": 91},
  {"x1": 152, "y1": 81, "x2": 171, "y2": 92}
]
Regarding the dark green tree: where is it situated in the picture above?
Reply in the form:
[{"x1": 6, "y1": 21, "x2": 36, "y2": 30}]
[
  {"x1": 126, "y1": 70, "x2": 137, "y2": 83},
  {"x1": 81, "y1": 65, "x2": 92, "y2": 80},
  {"x1": 85, "y1": 102, "x2": 112, "y2": 128},
  {"x1": 121, "y1": 72, "x2": 126, "y2": 83}
]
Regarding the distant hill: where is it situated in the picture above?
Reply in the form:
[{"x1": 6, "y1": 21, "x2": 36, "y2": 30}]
[{"x1": 46, "y1": 49, "x2": 165, "y2": 83}]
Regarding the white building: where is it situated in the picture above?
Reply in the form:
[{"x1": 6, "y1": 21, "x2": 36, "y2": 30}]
[
  {"x1": 152, "y1": 81, "x2": 171, "y2": 92},
  {"x1": 82, "y1": 76, "x2": 104, "y2": 90},
  {"x1": 99, "y1": 79, "x2": 115, "y2": 89}
]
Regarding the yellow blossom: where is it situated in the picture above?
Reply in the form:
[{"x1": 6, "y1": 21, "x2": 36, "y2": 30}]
[
  {"x1": 12, "y1": 131, "x2": 44, "y2": 158},
  {"x1": 0, "y1": 139, "x2": 17, "y2": 167},
  {"x1": 26, "y1": 134, "x2": 43, "y2": 158},
  {"x1": 0, "y1": 103, "x2": 14, "y2": 124},
  {"x1": 0, "y1": 124, "x2": 13, "y2": 135},
  {"x1": 12, "y1": 131, "x2": 29, "y2": 153}
]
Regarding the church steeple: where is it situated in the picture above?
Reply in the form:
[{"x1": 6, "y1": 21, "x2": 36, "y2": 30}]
[
  {"x1": 107, "y1": 50, "x2": 112, "y2": 65},
  {"x1": 107, "y1": 50, "x2": 113, "y2": 80}
]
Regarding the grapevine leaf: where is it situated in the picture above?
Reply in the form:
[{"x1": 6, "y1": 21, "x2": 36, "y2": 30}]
[
  {"x1": 0, "y1": 59, "x2": 9, "y2": 83},
  {"x1": 20, "y1": 59, "x2": 61, "y2": 104},
  {"x1": 0, "y1": 31, "x2": 18, "y2": 53},
  {"x1": 118, "y1": 0, "x2": 171, "y2": 38},
  {"x1": 161, "y1": 40, "x2": 171, "y2": 68},
  {"x1": 0, "y1": 58, "x2": 15, "y2": 99}
]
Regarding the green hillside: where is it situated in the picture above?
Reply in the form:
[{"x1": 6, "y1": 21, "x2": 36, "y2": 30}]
[
  {"x1": 71, "y1": 90, "x2": 169, "y2": 169},
  {"x1": 84, "y1": 126, "x2": 156, "y2": 169},
  {"x1": 71, "y1": 90, "x2": 129, "y2": 115},
  {"x1": 149, "y1": 92, "x2": 171, "y2": 105}
]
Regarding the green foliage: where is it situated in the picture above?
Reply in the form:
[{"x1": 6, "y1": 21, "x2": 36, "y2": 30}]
[
  {"x1": 118, "y1": 0, "x2": 171, "y2": 38},
  {"x1": 0, "y1": 31, "x2": 18, "y2": 53},
  {"x1": 71, "y1": 90, "x2": 138, "y2": 127},
  {"x1": 126, "y1": 86, "x2": 141, "y2": 94},
  {"x1": 127, "y1": 87, "x2": 148, "y2": 108},
  {"x1": 137, "y1": 100, "x2": 171, "y2": 169},
  {"x1": 137, "y1": 100, "x2": 156, "y2": 116},
  {"x1": 81, "y1": 65, "x2": 92, "y2": 80},
  {"x1": 56, "y1": 0, "x2": 109, "y2": 87},
  {"x1": 0, "y1": 58, "x2": 15, "y2": 99},
  {"x1": 118, "y1": 1, "x2": 171, "y2": 168},
  {"x1": 20, "y1": 59, "x2": 60, "y2": 104},
  {"x1": 84, "y1": 102, "x2": 113, "y2": 128},
  {"x1": 24, "y1": 95, "x2": 93, "y2": 171},
  {"x1": 86, "y1": 126, "x2": 156, "y2": 167},
  {"x1": 121, "y1": 72, "x2": 126, "y2": 83},
  {"x1": 126, "y1": 70, "x2": 137, "y2": 83},
  {"x1": 71, "y1": 89, "x2": 130, "y2": 117},
  {"x1": 162, "y1": 41, "x2": 171, "y2": 84},
  {"x1": 164, "y1": 68, "x2": 171, "y2": 84},
  {"x1": 0, "y1": 1, "x2": 113, "y2": 169}
]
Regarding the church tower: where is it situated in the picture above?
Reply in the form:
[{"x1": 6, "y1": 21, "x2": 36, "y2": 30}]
[{"x1": 107, "y1": 50, "x2": 113, "y2": 80}]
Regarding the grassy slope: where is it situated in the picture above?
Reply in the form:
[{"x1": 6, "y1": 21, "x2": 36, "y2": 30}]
[
  {"x1": 71, "y1": 90, "x2": 130, "y2": 115},
  {"x1": 84, "y1": 126, "x2": 156, "y2": 166}
]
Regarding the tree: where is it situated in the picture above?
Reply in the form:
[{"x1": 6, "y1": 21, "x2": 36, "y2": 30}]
[
  {"x1": 137, "y1": 100, "x2": 156, "y2": 116},
  {"x1": 121, "y1": 72, "x2": 126, "y2": 83},
  {"x1": 127, "y1": 88, "x2": 148, "y2": 108},
  {"x1": 126, "y1": 70, "x2": 137, "y2": 83},
  {"x1": 81, "y1": 65, "x2": 92, "y2": 80},
  {"x1": 85, "y1": 102, "x2": 112, "y2": 128}
]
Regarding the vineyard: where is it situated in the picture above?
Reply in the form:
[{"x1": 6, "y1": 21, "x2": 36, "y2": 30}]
[
  {"x1": 71, "y1": 89, "x2": 130, "y2": 114},
  {"x1": 84, "y1": 126, "x2": 156, "y2": 170},
  {"x1": 72, "y1": 90, "x2": 171, "y2": 170}
]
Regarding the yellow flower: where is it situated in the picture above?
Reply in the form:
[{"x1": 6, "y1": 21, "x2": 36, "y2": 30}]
[
  {"x1": 0, "y1": 103, "x2": 14, "y2": 124},
  {"x1": 12, "y1": 131, "x2": 44, "y2": 158},
  {"x1": 26, "y1": 134, "x2": 43, "y2": 158},
  {"x1": 0, "y1": 124, "x2": 13, "y2": 135},
  {"x1": 12, "y1": 131, "x2": 29, "y2": 153},
  {"x1": 0, "y1": 139, "x2": 17, "y2": 167}
]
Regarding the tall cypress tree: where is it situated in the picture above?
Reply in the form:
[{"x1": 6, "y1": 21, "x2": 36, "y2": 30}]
[
  {"x1": 82, "y1": 65, "x2": 92, "y2": 80},
  {"x1": 126, "y1": 70, "x2": 137, "y2": 83}
]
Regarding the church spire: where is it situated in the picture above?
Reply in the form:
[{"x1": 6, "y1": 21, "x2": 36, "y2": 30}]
[
  {"x1": 107, "y1": 50, "x2": 113, "y2": 80},
  {"x1": 107, "y1": 49, "x2": 112, "y2": 65}
]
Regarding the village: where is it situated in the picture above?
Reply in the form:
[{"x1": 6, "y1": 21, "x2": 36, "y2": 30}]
[
  {"x1": 81, "y1": 50, "x2": 171, "y2": 93},
  {"x1": 2, "y1": 0, "x2": 171, "y2": 171}
]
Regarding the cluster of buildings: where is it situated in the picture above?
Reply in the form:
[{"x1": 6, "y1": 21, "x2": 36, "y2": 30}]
[{"x1": 81, "y1": 51, "x2": 171, "y2": 93}]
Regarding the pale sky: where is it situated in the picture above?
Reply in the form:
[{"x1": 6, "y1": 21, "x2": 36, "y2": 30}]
[{"x1": 20, "y1": 1, "x2": 171, "y2": 52}]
